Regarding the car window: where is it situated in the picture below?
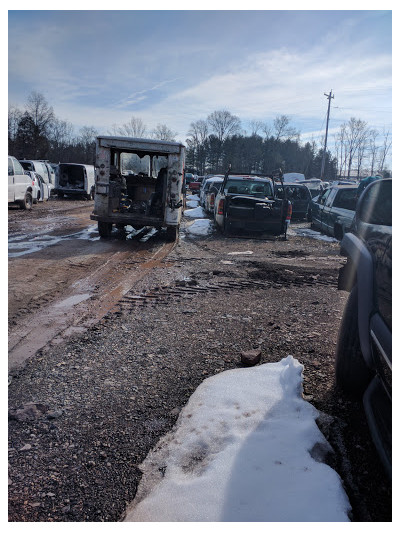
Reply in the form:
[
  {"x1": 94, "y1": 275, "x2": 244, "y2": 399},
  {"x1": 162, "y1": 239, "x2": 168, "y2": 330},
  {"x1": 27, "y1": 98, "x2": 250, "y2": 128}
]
[
  {"x1": 8, "y1": 157, "x2": 14, "y2": 176},
  {"x1": 332, "y1": 189, "x2": 357, "y2": 210},
  {"x1": 225, "y1": 179, "x2": 272, "y2": 197},
  {"x1": 13, "y1": 159, "x2": 25, "y2": 175},
  {"x1": 318, "y1": 188, "x2": 333, "y2": 205},
  {"x1": 358, "y1": 180, "x2": 392, "y2": 226}
]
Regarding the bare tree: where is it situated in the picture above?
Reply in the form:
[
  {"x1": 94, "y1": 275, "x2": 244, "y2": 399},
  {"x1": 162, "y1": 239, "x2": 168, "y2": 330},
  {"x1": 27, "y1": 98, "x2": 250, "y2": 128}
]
[
  {"x1": 339, "y1": 117, "x2": 369, "y2": 177},
  {"x1": 8, "y1": 105, "x2": 22, "y2": 154},
  {"x1": 207, "y1": 110, "x2": 241, "y2": 143},
  {"x1": 151, "y1": 124, "x2": 177, "y2": 141},
  {"x1": 261, "y1": 122, "x2": 273, "y2": 139},
  {"x1": 273, "y1": 115, "x2": 300, "y2": 141},
  {"x1": 187, "y1": 119, "x2": 209, "y2": 174},
  {"x1": 249, "y1": 120, "x2": 264, "y2": 136},
  {"x1": 118, "y1": 116, "x2": 147, "y2": 138},
  {"x1": 368, "y1": 129, "x2": 379, "y2": 175},
  {"x1": 26, "y1": 91, "x2": 55, "y2": 135},
  {"x1": 378, "y1": 129, "x2": 392, "y2": 174}
]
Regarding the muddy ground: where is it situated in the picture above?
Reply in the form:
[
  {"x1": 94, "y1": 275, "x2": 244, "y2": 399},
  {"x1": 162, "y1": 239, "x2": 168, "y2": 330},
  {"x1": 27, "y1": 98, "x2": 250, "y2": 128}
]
[{"x1": 8, "y1": 198, "x2": 391, "y2": 522}]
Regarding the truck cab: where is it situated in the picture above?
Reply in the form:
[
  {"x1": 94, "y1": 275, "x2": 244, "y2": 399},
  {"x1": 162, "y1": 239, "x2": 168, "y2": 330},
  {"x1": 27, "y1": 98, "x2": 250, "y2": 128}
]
[{"x1": 90, "y1": 136, "x2": 185, "y2": 241}]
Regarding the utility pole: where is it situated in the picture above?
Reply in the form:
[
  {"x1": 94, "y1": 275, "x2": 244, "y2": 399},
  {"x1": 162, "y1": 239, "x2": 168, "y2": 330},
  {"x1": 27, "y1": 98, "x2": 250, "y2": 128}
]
[{"x1": 320, "y1": 90, "x2": 334, "y2": 180}]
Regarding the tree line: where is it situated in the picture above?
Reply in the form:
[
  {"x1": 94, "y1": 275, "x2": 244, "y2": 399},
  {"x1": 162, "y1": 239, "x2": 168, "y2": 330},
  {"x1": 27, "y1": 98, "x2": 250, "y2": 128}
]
[{"x1": 8, "y1": 92, "x2": 391, "y2": 179}]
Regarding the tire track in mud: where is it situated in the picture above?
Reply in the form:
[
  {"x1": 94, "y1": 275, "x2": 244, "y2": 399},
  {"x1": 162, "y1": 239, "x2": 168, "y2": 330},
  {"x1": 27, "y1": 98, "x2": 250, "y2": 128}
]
[{"x1": 8, "y1": 240, "x2": 177, "y2": 373}]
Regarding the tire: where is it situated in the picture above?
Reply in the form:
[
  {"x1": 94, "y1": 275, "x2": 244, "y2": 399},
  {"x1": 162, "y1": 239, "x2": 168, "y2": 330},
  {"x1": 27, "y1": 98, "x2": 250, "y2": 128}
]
[
  {"x1": 19, "y1": 192, "x2": 33, "y2": 210},
  {"x1": 166, "y1": 226, "x2": 178, "y2": 242},
  {"x1": 98, "y1": 221, "x2": 112, "y2": 238},
  {"x1": 335, "y1": 285, "x2": 372, "y2": 397},
  {"x1": 58, "y1": 192, "x2": 64, "y2": 199}
]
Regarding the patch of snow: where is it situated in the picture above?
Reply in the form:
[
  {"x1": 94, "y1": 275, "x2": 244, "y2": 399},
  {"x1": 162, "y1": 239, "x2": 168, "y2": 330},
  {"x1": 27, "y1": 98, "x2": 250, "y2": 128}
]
[
  {"x1": 184, "y1": 206, "x2": 207, "y2": 218},
  {"x1": 227, "y1": 250, "x2": 254, "y2": 255},
  {"x1": 186, "y1": 200, "x2": 199, "y2": 208},
  {"x1": 186, "y1": 219, "x2": 214, "y2": 236},
  {"x1": 124, "y1": 357, "x2": 351, "y2": 522},
  {"x1": 290, "y1": 227, "x2": 337, "y2": 242}
]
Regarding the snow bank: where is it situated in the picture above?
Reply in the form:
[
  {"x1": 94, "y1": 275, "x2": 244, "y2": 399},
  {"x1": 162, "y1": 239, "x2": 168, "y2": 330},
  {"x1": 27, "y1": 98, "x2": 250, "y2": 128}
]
[
  {"x1": 184, "y1": 206, "x2": 206, "y2": 218},
  {"x1": 186, "y1": 219, "x2": 214, "y2": 236},
  {"x1": 124, "y1": 357, "x2": 351, "y2": 522}
]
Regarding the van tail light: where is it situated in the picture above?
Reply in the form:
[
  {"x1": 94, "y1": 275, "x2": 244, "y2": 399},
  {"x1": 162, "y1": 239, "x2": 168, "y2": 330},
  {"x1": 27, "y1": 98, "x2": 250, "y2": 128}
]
[
  {"x1": 286, "y1": 202, "x2": 293, "y2": 221},
  {"x1": 210, "y1": 193, "x2": 215, "y2": 208},
  {"x1": 217, "y1": 198, "x2": 225, "y2": 215}
]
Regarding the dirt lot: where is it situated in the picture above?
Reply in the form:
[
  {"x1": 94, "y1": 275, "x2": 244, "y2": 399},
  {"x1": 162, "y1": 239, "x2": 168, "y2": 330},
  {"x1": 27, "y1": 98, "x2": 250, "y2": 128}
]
[{"x1": 8, "y1": 198, "x2": 391, "y2": 522}]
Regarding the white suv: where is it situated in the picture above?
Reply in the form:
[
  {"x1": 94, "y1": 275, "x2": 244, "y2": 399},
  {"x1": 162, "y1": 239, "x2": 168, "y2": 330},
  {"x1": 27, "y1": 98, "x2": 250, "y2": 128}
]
[{"x1": 8, "y1": 156, "x2": 35, "y2": 210}]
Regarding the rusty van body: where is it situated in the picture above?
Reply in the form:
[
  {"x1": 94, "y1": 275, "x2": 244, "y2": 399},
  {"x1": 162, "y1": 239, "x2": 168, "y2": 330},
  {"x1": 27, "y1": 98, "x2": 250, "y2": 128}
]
[{"x1": 90, "y1": 136, "x2": 185, "y2": 241}]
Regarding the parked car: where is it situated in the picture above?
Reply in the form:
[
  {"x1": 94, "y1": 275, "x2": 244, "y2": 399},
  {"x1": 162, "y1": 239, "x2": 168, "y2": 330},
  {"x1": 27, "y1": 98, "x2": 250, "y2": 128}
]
[
  {"x1": 188, "y1": 176, "x2": 205, "y2": 193},
  {"x1": 185, "y1": 173, "x2": 195, "y2": 186},
  {"x1": 24, "y1": 171, "x2": 50, "y2": 203},
  {"x1": 214, "y1": 173, "x2": 292, "y2": 237},
  {"x1": 55, "y1": 163, "x2": 95, "y2": 199},
  {"x1": 204, "y1": 179, "x2": 224, "y2": 215},
  {"x1": 336, "y1": 178, "x2": 392, "y2": 478},
  {"x1": 199, "y1": 175, "x2": 224, "y2": 208},
  {"x1": 38, "y1": 160, "x2": 56, "y2": 195},
  {"x1": 276, "y1": 184, "x2": 312, "y2": 220},
  {"x1": 309, "y1": 185, "x2": 357, "y2": 239},
  {"x1": 302, "y1": 179, "x2": 323, "y2": 200},
  {"x1": 8, "y1": 156, "x2": 35, "y2": 210}
]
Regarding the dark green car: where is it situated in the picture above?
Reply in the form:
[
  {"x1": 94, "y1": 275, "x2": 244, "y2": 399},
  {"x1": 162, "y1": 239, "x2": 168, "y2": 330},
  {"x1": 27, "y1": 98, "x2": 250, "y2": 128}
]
[{"x1": 310, "y1": 185, "x2": 358, "y2": 240}]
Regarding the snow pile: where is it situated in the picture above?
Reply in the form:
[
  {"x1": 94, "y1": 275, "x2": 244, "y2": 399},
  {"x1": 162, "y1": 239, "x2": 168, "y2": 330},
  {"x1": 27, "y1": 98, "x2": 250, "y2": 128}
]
[
  {"x1": 124, "y1": 357, "x2": 351, "y2": 522},
  {"x1": 186, "y1": 219, "x2": 214, "y2": 236},
  {"x1": 184, "y1": 206, "x2": 206, "y2": 218},
  {"x1": 186, "y1": 199, "x2": 199, "y2": 208}
]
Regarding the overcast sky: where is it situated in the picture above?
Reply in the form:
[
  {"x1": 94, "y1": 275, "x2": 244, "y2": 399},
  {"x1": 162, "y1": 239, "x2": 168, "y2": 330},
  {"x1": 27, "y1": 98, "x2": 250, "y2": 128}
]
[{"x1": 8, "y1": 7, "x2": 392, "y2": 149}]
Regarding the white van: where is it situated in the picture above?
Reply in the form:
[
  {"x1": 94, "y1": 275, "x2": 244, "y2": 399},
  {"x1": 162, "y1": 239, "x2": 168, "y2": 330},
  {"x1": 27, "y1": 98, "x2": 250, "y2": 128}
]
[
  {"x1": 55, "y1": 163, "x2": 95, "y2": 199},
  {"x1": 19, "y1": 160, "x2": 51, "y2": 189},
  {"x1": 8, "y1": 156, "x2": 35, "y2": 209}
]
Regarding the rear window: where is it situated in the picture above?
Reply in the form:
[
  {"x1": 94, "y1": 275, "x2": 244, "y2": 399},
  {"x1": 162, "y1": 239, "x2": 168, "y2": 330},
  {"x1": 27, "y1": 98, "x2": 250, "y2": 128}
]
[
  {"x1": 225, "y1": 179, "x2": 273, "y2": 197},
  {"x1": 333, "y1": 189, "x2": 357, "y2": 210}
]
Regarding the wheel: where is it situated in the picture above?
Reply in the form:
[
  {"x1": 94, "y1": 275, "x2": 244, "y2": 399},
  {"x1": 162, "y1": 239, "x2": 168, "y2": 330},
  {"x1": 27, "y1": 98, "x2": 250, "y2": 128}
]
[
  {"x1": 165, "y1": 226, "x2": 178, "y2": 242},
  {"x1": 19, "y1": 192, "x2": 33, "y2": 210},
  {"x1": 58, "y1": 192, "x2": 64, "y2": 199},
  {"x1": 335, "y1": 286, "x2": 372, "y2": 397},
  {"x1": 98, "y1": 221, "x2": 112, "y2": 238},
  {"x1": 307, "y1": 209, "x2": 312, "y2": 222}
]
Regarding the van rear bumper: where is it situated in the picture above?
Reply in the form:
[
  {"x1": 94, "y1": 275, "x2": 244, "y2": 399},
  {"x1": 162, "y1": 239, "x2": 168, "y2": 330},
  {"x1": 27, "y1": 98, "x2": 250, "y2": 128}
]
[{"x1": 90, "y1": 213, "x2": 167, "y2": 227}]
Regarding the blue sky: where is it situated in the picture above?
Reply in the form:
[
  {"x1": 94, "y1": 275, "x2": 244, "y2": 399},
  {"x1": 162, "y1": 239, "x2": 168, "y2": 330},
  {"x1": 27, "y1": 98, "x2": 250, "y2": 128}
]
[{"x1": 8, "y1": 8, "x2": 392, "y2": 151}]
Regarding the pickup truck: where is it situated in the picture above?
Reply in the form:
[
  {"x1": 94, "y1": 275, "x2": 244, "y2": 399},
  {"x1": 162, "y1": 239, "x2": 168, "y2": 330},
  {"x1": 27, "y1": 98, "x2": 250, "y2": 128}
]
[
  {"x1": 214, "y1": 172, "x2": 292, "y2": 237},
  {"x1": 336, "y1": 179, "x2": 392, "y2": 478},
  {"x1": 309, "y1": 185, "x2": 358, "y2": 239}
]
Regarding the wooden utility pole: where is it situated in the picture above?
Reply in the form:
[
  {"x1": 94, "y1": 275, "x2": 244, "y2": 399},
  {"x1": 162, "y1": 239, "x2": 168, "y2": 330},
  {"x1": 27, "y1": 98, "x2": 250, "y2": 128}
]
[{"x1": 320, "y1": 90, "x2": 334, "y2": 180}]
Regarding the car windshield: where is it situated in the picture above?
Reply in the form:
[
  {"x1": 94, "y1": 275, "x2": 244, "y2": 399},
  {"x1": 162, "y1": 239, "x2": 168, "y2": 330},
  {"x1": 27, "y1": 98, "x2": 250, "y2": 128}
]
[{"x1": 225, "y1": 179, "x2": 273, "y2": 197}]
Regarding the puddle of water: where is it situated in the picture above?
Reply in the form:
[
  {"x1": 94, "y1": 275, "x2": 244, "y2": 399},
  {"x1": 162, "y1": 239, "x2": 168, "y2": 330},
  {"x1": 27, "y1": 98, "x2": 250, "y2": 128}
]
[{"x1": 8, "y1": 225, "x2": 99, "y2": 258}]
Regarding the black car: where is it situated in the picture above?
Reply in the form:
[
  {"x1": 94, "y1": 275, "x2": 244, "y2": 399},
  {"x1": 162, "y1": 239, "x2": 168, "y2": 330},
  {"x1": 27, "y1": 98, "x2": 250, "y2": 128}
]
[
  {"x1": 336, "y1": 179, "x2": 392, "y2": 477},
  {"x1": 276, "y1": 184, "x2": 312, "y2": 220}
]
